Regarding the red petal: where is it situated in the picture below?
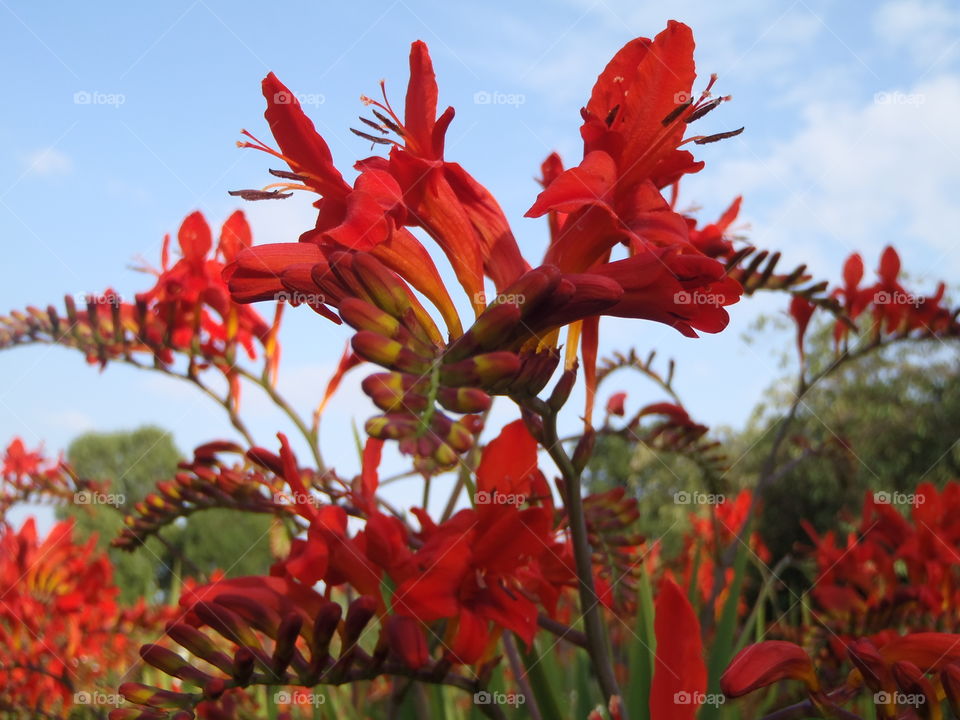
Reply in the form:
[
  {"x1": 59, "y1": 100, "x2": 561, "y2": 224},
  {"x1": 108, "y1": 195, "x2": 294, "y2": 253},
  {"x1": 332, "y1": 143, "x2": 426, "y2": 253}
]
[
  {"x1": 650, "y1": 575, "x2": 706, "y2": 720},
  {"x1": 261, "y1": 73, "x2": 350, "y2": 198},
  {"x1": 219, "y1": 210, "x2": 252, "y2": 261},
  {"x1": 404, "y1": 41, "x2": 440, "y2": 158},
  {"x1": 476, "y1": 419, "x2": 538, "y2": 498},
  {"x1": 526, "y1": 150, "x2": 617, "y2": 217},
  {"x1": 178, "y1": 211, "x2": 212, "y2": 266},
  {"x1": 843, "y1": 253, "x2": 864, "y2": 289},
  {"x1": 720, "y1": 641, "x2": 818, "y2": 698},
  {"x1": 878, "y1": 246, "x2": 901, "y2": 284}
]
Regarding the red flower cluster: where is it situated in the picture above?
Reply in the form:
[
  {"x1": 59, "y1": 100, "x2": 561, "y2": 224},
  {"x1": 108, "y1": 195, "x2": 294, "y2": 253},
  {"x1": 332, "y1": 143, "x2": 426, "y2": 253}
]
[
  {"x1": 790, "y1": 246, "x2": 960, "y2": 359},
  {"x1": 256, "y1": 420, "x2": 574, "y2": 666},
  {"x1": 1, "y1": 437, "x2": 79, "y2": 516},
  {"x1": 0, "y1": 519, "x2": 170, "y2": 717},
  {"x1": 137, "y1": 211, "x2": 276, "y2": 373},
  {"x1": 226, "y1": 24, "x2": 744, "y2": 431},
  {"x1": 805, "y1": 483, "x2": 960, "y2": 644}
]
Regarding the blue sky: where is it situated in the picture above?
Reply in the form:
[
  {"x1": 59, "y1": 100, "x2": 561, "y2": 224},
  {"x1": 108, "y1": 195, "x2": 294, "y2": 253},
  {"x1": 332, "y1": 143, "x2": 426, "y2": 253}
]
[{"x1": 2, "y1": 0, "x2": 958, "y2": 527}]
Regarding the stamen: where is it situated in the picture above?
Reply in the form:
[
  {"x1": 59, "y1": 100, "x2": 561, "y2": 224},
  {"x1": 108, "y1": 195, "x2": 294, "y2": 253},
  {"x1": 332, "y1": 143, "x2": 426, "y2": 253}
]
[
  {"x1": 661, "y1": 98, "x2": 694, "y2": 126},
  {"x1": 359, "y1": 116, "x2": 389, "y2": 134},
  {"x1": 690, "y1": 127, "x2": 745, "y2": 145},
  {"x1": 685, "y1": 97, "x2": 724, "y2": 123},
  {"x1": 350, "y1": 128, "x2": 400, "y2": 146},
  {"x1": 372, "y1": 109, "x2": 405, "y2": 136},
  {"x1": 228, "y1": 189, "x2": 294, "y2": 201},
  {"x1": 269, "y1": 168, "x2": 307, "y2": 182}
]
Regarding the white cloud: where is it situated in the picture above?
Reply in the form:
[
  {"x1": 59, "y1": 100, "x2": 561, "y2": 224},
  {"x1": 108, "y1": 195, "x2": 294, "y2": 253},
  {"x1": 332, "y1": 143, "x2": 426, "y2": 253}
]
[
  {"x1": 873, "y1": 0, "x2": 960, "y2": 68},
  {"x1": 23, "y1": 147, "x2": 73, "y2": 177},
  {"x1": 690, "y1": 72, "x2": 960, "y2": 282}
]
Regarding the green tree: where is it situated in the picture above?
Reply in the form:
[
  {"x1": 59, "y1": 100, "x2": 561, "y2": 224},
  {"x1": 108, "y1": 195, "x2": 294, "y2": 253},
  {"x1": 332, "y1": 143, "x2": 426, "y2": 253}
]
[{"x1": 60, "y1": 426, "x2": 276, "y2": 603}]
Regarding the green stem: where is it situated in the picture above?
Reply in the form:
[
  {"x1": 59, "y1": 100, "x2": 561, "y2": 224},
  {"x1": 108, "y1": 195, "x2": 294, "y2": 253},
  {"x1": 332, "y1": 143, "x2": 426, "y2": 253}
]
[{"x1": 540, "y1": 408, "x2": 626, "y2": 717}]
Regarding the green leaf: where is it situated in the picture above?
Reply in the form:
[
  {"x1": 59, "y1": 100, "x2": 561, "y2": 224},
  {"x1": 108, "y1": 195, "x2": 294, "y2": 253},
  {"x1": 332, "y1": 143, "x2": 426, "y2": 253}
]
[
  {"x1": 625, "y1": 564, "x2": 656, "y2": 720},
  {"x1": 702, "y1": 524, "x2": 751, "y2": 720},
  {"x1": 519, "y1": 638, "x2": 563, "y2": 720}
]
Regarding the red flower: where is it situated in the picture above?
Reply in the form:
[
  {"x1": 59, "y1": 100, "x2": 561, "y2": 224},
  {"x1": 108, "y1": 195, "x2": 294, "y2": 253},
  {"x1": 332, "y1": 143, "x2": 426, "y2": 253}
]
[
  {"x1": 2, "y1": 438, "x2": 45, "y2": 478},
  {"x1": 721, "y1": 641, "x2": 819, "y2": 698},
  {"x1": 688, "y1": 196, "x2": 742, "y2": 258},
  {"x1": 391, "y1": 503, "x2": 554, "y2": 664},
  {"x1": 789, "y1": 295, "x2": 816, "y2": 362}
]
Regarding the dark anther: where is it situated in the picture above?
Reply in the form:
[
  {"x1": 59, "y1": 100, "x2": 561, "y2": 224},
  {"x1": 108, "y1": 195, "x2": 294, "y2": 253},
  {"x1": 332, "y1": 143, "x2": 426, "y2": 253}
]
[
  {"x1": 605, "y1": 104, "x2": 620, "y2": 127},
  {"x1": 685, "y1": 97, "x2": 723, "y2": 123},
  {"x1": 693, "y1": 126, "x2": 745, "y2": 144},
  {"x1": 372, "y1": 109, "x2": 404, "y2": 136},
  {"x1": 359, "y1": 116, "x2": 388, "y2": 134},
  {"x1": 227, "y1": 189, "x2": 294, "y2": 200},
  {"x1": 661, "y1": 99, "x2": 694, "y2": 125},
  {"x1": 268, "y1": 168, "x2": 306, "y2": 181},
  {"x1": 350, "y1": 128, "x2": 395, "y2": 145}
]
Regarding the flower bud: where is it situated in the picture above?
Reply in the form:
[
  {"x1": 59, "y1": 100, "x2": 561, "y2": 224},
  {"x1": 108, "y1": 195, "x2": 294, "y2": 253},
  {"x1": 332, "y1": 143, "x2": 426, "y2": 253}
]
[
  {"x1": 119, "y1": 683, "x2": 193, "y2": 709},
  {"x1": 436, "y1": 386, "x2": 492, "y2": 414},
  {"x1": 941, "y1": 663, "x2": 960, "y2": 717},
  {"x1": 140, "y1": 644, "x2": 213, "y2": 685},
  {"x1": 232, "y1": 646, "x2": 255, "y2": 685},
  {"x1": 385, "y1": 615, "x2": 430, "y2": 670},
  {"x1": 440, "y1": 352, "x2": 520, "y2": 388},
  {"x1": 166, "y1": 623, "x2": 234, "y2": 675},
  {"x1": 272, "y1": 612, "x2": 303, "y2": 675},
  {"x1": 192, "y1": 601, "x2": 261, "y2": 649}
]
